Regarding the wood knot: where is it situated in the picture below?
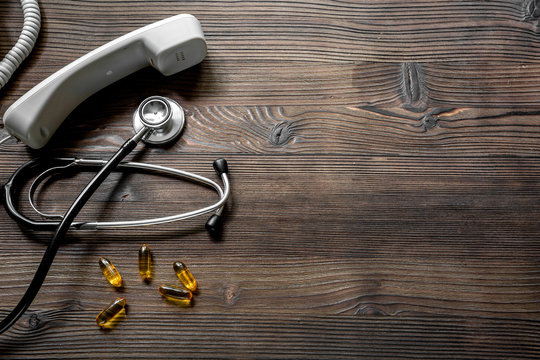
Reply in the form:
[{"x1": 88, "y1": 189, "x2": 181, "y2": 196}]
[
  {"x1": 422, "y1": 114, "x2": 438, "y2": 130},
  {"x1": 221, "y1": 283, "x2": 240, "y2": 306},
  {"x1": 524, "y1": 0, "x2": 540, "y2": 20},
  {"x1": 420, "y1": 108, "x2": 455, "y2": 131},
  {"x1": 270, "y1": 121, "x2": 293, "y2": 146},
  {"x1": 401, "y1": 63, "x2": 427, "y2": 112},
  {"x1": 27, "y1": 313, "x2": 42, "y2": 330}
]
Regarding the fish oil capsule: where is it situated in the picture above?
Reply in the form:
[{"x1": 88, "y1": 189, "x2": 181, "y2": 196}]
[
  {"x1": 96, "y1": 297, "x2": 126, "y2": 328},
  {"x1": 99, "y1": 257, "x2": 123, "y2": 287},
  {"x1": 159, "y1": 284, "x2": 192, "y2": 305},
  {"x1": 173, "y1": 261, "x2": 197, "y2": 291},
  {"x1": 138, "y1": 244, "x2": 152, "y2": 281}
]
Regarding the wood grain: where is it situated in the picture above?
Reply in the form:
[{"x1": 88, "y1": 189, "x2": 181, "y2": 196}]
[
  {"x1": 0, "y1": 314, "x2": 539, "y2": 359},
  {"x1": 7, "y1": 0, "x2": 540, "y2": 63},
  {"x1": 6, "y1": 57, "x2": 540, "y2": 109},
  {"x1": 4, "y1": 2, "x2": 540, "y2": 109},
  {"x1": 16, "y1": 104, "x2": 540, "y2": 156},
  {"x1": 2, "y1": 0, "x2": 540, "y2": 358},
  {"x1": 1, "y1": 155, "x2": 539, "y2": 318}
]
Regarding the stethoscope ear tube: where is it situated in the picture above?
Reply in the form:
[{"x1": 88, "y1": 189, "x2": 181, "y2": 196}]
[
  {"x1": 2, "y1": 158, "x2": 77, "y2": 231},
  {"x1": 205, "y1": 158, "x2": 229, "y2": 237},
  {"x1": 2, "y1": 157, "x2": 230, "y2": 233}
]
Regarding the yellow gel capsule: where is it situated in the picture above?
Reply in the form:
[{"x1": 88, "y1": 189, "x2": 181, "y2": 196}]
[
  {"x1": 159, "y1": 284, "x2": 192, "y2": 305},
  {"x1": 96, "y1": 297, "x2": 126, "y2": 328},
  {"x1": 138, "y1": 244, "x2": 152, "y2": 281},
  {"x1": 99, "y1": 257, "x2": 123, "y2": 287},
  {"x1": 173, "y1": 261, "x2": 197, "y2": 291}
]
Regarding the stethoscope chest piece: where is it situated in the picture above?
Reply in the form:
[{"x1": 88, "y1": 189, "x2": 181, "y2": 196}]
[{"x1": 132, "y1": 96, "x2": 185, "y2": 145}]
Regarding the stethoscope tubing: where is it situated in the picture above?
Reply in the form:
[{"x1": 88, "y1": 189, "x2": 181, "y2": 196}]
[
  {"x1": 78, "y1": 160, "x2": 230, "y2": 229},
  {"x1": 0, "y1": 127, "x2": 147, "y2": 333},
  {"x1": 3, "y1": 157, "x2": 229, "y2": 231}
]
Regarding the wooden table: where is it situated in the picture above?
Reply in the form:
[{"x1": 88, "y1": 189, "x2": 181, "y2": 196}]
[{"x1": 1, "y1": 0, "x2": 540, "y2": 358}]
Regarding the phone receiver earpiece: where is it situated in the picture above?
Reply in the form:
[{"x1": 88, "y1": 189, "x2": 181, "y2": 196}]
[{"x1": 3, "y1": 14, "x2": 207, "y2": 149}]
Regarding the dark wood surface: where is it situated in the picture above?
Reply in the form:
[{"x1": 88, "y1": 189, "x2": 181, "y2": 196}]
[{"x1": 1, "y1": 0, "x2": 540, "y2": 358}]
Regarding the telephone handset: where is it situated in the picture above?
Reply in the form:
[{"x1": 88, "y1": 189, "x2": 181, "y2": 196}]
[{"x1": 3, "y1": 14, "x2": 207, "y2": 149}]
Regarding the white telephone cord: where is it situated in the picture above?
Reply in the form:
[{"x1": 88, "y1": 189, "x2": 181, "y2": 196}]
[
  {"x1": 0, "y1": 0, "x2": 40, "y2": 146},
  {"x1": 0, "y1": 0, "x2": 41, "y2": 89}
]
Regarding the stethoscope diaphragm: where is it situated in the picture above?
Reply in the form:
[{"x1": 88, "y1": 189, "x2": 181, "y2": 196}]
[{"x1": 132, "y1": 96, "x2": 185, "y2": 145}]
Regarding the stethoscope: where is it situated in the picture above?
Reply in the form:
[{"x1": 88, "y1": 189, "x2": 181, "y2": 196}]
[{"x1": 0, "y1": 96, "x2": 230, "y2": 333}]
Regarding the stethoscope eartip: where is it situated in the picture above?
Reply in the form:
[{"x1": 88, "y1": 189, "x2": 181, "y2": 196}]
[
  {"x1": 205, "y1": 214, "x2": 223, "y2": 237},
  {"x1": 213, "y1": 158, "x2": 228, "y2": 175}
]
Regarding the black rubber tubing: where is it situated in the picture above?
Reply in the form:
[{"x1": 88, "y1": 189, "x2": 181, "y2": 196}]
[{"x1": 0, "y1": 137, "x2": 139, "y2": 334}]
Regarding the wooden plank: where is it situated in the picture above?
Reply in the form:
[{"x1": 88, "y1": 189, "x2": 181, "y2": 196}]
[
  {"x1": 5, "y1": 2, "x2": 540, "y2": 109},
  {"x1": 0, "y1": 313, "x2": 538, "y2": 359},
  {"x1": 0, "y1": 253, "x2": 539, "y2": 318},
  {"x1": 4, "y1": 0, "x2": 540, "y2": 64},
  {"x1": 7, "y1": 105, "x2": 538, "y2": 157},
  {"x1": 6, "y1": 0, "x2": 540, "y2": 108},
  {"x1": 1, "y1": 155, "x2": 540, "y2": 320},
  {"x1": 5, "y1": 58, "x2": 540, "y2": 109}
]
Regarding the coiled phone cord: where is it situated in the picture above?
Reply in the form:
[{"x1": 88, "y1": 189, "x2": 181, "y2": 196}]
[{"x1": 0, "y1": 0, "x2": 41, "y2": 89}]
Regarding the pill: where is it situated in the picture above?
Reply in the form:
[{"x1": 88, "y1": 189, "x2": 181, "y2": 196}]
[
  {"x1": 159, "y1": 284, "x2": 192, "y2": 305},
  {"x1": 173, "y1": 261, "x2": 197, "y2": 291},
  {"x1": 138, "y1": 244, "x2": 152, "y2": 281},
  {"x1": 96, "y1": 297, "x2": 126, "y2": 328},
  {"x1": 99, "y1": 257, "x2": 123, "y2": 287}
]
